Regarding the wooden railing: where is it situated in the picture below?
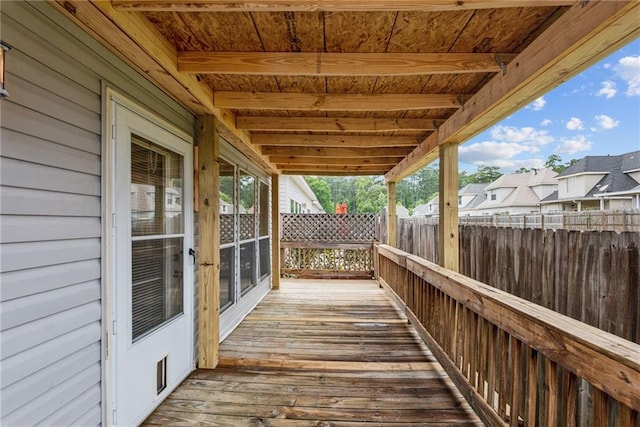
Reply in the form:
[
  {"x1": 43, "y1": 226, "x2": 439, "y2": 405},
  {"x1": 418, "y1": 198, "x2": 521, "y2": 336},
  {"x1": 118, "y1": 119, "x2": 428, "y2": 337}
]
[{"x1": 375, "y1": 243, "x2": 640, "y2": 426}]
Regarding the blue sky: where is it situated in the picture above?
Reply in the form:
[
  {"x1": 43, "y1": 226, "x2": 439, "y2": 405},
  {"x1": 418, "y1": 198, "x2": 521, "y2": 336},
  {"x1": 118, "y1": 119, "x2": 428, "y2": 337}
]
[{"x1": 458, "y1": 38, "x2": 640, "y2": 172}]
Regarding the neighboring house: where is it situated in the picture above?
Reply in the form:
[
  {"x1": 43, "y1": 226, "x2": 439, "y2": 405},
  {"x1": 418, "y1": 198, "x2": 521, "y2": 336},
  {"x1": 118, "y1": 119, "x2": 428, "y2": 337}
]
[
  {"x1": 279, "y1": 176, "x2": 325, "y2": 214},
  {"x1": 458, "y1": 184, "x2": 488, "y2": 216},
  {"x1": 540, "y1": 151, "x2": 640, "y2": 212},
  {"x1": 413, "y1": 195, "x2": 439, "y2": 217},
  {"x1": 474, "y1": 168, "x2": 558, "y2": 215}
]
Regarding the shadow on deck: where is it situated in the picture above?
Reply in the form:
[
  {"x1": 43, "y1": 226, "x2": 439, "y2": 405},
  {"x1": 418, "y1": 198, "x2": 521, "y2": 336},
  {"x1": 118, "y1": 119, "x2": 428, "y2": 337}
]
[{"x1": 143, "y1": 279, "x2": 482, "y2": 426}]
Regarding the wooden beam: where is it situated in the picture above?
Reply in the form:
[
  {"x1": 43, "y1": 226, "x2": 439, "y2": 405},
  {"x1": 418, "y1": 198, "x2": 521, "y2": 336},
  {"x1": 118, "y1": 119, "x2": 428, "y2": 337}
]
[
  {"x1": 262, "y1": 146, "x2": 414, "y2": 158},
  {"x1": 215, "y1": 92, "x2": 463, "y2": 111},
  {"x1": 271, "y1": 173, "x2": 280, "y2": 290},
  {"x1": 113, "y1": 0, "x2": 575, "y2": 12},
  {"x1": 197, "y1": 115, "x2": 220, "y2": 369},
  {"x1": 276, "y1": 164, "x2": 389, "y2": 174},
  {"x1": 270, "y1": 156, "x2": 403, "y2": 166},
  {"x1": 179, "y1": 52, "x2": 516, "y2": 76},
  {"x1": 48, "y1": 0, "x2": 277, "y2": 175},
  {"x1": 253, "y1": 134, "x2": 418, "y2": 148},
  {"x1": 438, "y1": 143, "x2": 458, "y2": 272},
  {"x1": 279, "y1": 169, "x2": 388, "y2": 176},
  {"x1": 387, "y1": 182, "x2": 397, "y2": 247},
  {"x1": 385, "y1": 1, "x2": 640, "y2": 182},
  {"x1": 237, "y1": 116, "x2": 442, "y2": 132}
]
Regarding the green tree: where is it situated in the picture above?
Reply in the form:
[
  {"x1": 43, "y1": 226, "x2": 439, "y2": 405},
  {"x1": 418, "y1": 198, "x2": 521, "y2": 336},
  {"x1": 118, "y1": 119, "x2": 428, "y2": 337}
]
[
  {"x1": 305, "y1": 176, "x2": 333, "y2": 213},
  {"x1": 544, "y1": 154, "x2": 565, "y2": 173},
  {"x1": 471, "y1": 165, "x2": 502, "y2": 183},
  {"x1": 355, "y1": 176, "x2": 386, "y2": 213}
]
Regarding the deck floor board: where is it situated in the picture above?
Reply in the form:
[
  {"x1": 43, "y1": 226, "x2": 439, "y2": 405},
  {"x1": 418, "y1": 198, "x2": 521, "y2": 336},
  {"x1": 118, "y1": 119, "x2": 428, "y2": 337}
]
[{"x1": 143, "y1": 279, "x2": 483, "y2": 426}]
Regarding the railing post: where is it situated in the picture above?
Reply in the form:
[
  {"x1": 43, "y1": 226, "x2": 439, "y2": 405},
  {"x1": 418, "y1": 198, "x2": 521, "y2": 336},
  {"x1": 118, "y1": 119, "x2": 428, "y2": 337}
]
[
  {"x1": 197, "y1": 115, "x2": 220, "y2": 369},
  {"x1": 439, "y1": 142, "x2": 459, "y2": 272},
  {"x1": 387, "y1": 182, "x2": 397, "y2": 248}
]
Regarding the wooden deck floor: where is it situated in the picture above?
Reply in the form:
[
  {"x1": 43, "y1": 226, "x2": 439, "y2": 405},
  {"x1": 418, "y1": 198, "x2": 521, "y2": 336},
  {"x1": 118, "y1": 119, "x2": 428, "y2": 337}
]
[{"x1": 143, "y1": 279, "x2": 483, "y2": 426}]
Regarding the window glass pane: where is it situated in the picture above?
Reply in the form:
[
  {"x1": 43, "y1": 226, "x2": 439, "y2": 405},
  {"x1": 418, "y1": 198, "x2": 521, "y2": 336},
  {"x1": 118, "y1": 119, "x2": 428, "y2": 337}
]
[
  {"x1": 239, "y1": 172, "x2": 256, "y2": 240},
  {"x1": 259, "y1": 237, "x2": 271, "y2": 279},
  {"x1": 220, "y1": 246, "x2": 234, "y2": 311},
  {"x1": 132, "y1": 237, "x2": 183, "y2": 341},
  {"x1": 220, "y1": 159, "x2": 235, "y2": 245},
  {"x1": 240, "y1": 241, "x2": 256, "y2": 294},
  {"x1": 131, "y1": 137, "x2": 183, "y2": 236},
  {"x1": 259, "y1": 181, "x2": 269, "y2": 237}
]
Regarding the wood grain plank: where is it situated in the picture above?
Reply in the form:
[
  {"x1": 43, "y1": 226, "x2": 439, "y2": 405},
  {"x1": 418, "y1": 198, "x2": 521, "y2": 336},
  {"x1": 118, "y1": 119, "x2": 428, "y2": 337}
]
[
  {"x1": 178, "y1": 52, "x2": 516, "y2": 75},
  {"x1": 115, "y1": 0, "x2": 574, "y2": 12}
]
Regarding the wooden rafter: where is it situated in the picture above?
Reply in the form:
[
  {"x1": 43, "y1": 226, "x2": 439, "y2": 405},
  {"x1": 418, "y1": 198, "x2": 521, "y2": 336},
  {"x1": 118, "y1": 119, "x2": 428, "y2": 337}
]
[
  {"x1": 237, "y1": 117, "x2": 443, "y2": 132},
  {"x1": 47, "y1": 0, "x2": 277, "y2": 174},
  {"x1": 178, "y1": 52, "x2": 516, "y2": 76},
  {"x1": 278, "y1": 164, "x2": 389, "y2": 174},
  {"x1": 252, "y1": 134, "x2": 418, "y2": 147},
  {"x1": 386, "y1": 0, "x2": 640, "y2": 182},
  {"x1": 270, "y1": 156, "x2": 403, "y2": 166},
  {"x1": 215, "y1": 92, "x2": 464, "y2": 111},
  {"x1": 113, "y1": 0, "x2": 575, "y2": 12},
  {"x1": 262, "y1": 146, "x2": 413, "y2": 158}
]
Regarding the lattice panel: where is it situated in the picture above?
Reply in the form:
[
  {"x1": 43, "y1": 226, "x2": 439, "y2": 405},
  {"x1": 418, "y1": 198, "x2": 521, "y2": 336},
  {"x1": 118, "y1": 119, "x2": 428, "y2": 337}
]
[
  {"x1": 220, "y1": 214, "x2": 234, "y2": 243},
  {"x1": 281, "y1": 214, "x2": 377, "y2": 242},
  {"x1": 283, "y1": 248, "x2": 373, "y2": 272}
]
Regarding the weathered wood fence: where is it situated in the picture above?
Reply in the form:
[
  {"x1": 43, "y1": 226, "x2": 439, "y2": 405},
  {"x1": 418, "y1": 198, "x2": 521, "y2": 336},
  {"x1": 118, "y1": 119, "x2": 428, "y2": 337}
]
[
  {"x1": 393, "y1": 220, "x2": 640, "y2": 344},
  {"x1": 407, "y1": 210, "x2": 640, "y2": 232},
  {"x1": 280, "y1": 214, "x2": 376, "y2": 279},
  {"x1": 376, "y1": 244, "x2": 640, "y2": 426}
]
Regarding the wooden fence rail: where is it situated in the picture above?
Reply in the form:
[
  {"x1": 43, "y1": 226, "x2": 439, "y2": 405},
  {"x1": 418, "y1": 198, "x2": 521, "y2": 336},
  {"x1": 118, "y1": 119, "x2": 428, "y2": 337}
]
[
  {"x1": 395, "y1": 222, "x2": 640, "y2": 344},
  {"x1": 404, "y1": 210, "x2": 640, "y2": 232},
  {"x1": 376, "y1": 243, "x2": 640, "y2": 427}
]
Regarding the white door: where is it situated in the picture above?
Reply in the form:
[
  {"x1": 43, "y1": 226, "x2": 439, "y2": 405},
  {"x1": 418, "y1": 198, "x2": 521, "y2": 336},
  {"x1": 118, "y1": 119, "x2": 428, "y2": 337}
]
[{"x1": 109, "y1": 99, "x2": 193, "y2": 426}]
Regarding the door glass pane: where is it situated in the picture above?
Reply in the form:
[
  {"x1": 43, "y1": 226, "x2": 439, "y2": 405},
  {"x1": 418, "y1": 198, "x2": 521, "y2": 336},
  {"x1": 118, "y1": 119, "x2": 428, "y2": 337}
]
[
  {"x1": 240, "y1": 241, "x2": 256, "y2": 294},
  {"x1": 130, "y1": 136, "x2": 184, "y2": 342},
  {"x1": 239, "y1": 172, "x2": 255, "y2": 240},
  {"x1": 131, "y1": 139, "x2": 183, "y2": 236},
  {"x1": 132, "y1": 238, "x2": 183, "y2": 340}
]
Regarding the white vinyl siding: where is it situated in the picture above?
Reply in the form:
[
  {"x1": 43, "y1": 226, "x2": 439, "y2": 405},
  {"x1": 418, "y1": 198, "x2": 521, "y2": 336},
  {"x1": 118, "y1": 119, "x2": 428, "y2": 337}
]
[{"x1": 0, "y1": 1, "x2": 195, "y2": 425}]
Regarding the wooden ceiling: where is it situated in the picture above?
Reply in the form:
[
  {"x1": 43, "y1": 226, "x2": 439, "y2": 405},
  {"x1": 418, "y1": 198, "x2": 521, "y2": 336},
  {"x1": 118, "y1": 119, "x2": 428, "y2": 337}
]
[{"x1": 51, "y1": 1, "x2": 640, "y2": 180}]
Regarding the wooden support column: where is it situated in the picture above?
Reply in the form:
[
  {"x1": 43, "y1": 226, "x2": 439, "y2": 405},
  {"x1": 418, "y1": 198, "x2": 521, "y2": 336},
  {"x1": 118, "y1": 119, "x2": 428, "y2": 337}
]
[
  {"x1": 271, "y1": 173, "x2": 281, "y2": 290},
  {"x1": 439, "y1": 143, "x2": 459, "y2": 272},
  {"x1": 387, "y1": 182, "x2": 397, "y2": 248},
  {"x1": 197, "y1": 115, "x2": 220, "y2": 369}
]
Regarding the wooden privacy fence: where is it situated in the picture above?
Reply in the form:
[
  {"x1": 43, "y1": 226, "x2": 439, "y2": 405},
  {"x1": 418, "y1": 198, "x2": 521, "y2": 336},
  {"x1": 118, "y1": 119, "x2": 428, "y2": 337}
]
[
  {"x1": 376, "y1": 243, "x2": 640, "y2": 427},
  {"x1": 280, "y1": 214, "x2": 377, "y2": 279},
  {"x1": 405, "y1": 210, "x2": 640, "y2": 232},
  {"x1": 396, "y1": 221, "x2": 640, "y2": 344}
]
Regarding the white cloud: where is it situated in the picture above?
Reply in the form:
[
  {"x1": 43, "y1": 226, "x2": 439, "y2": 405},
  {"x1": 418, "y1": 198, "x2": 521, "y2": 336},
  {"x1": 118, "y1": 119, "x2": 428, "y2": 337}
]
[
  {"x1": 540, "y1": 119, "x2": 552, "y2": 127},
  {"x1": 556, "y1": 136, "x2": 593, "y2": 154},
  {"x1": 603, "y1": 63, "x2": 612, "y2": 70},
  {"x1": 527, "y1": 97, "x2": 546, "y2": 111},
  {"x1": 460, "y1": 125, "x2": 555, "y2": 170},
  {"x1": 594, "y1": 114, "x2": 619, "y2": 130},
  {"x1": 490, "y1": 125, "x2": 554, "y2": 146},
  {"x1": 596, "y1": 80, "x2": 617, "y2": 99},
  {"x1": 566, "y1": 117, "x2": 584, "y2": 131},
  {"x1": 616, "y1": 56, "x2": 640, "y2": 96}
]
